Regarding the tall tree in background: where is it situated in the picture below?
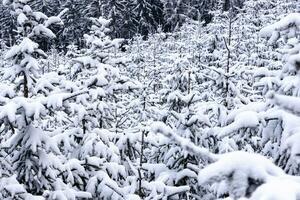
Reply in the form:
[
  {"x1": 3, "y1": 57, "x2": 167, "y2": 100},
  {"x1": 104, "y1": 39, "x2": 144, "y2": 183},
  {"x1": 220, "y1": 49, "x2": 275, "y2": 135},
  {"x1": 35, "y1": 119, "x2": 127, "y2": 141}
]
[
  {"x1": 60, "y1": 0, "x2": 87, "y2": 49},
  {"x1": 0, "y1": 3, "x2": 15, "y2": 46},
  {"x1": 132, "y1": 0, "x2": 156, "y2": 36},
  {"x1": 163, "y1": 0, "x2": 188, "y2": 32},
  {"x1": 83, "y1": 0, "x2": 102, "y2": 18},
  {"x1": 119, "y1": 0, "x2": 138, "y2": 38},
  {"x1": 101, "y1": 0, "x2": 128, "y2": 37},
  {"x1": 0, "y1": 0, "x2": 253, "y2": 48}
]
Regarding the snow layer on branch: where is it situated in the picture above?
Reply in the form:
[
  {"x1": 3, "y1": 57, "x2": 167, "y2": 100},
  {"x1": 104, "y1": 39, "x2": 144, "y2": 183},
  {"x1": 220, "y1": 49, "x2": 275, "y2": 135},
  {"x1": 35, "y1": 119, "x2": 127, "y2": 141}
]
[
  {"x1": 90, "y1": 17, "x2": 111, "y2": 28},
  {"x1": 29, "y1": 24, "x2": 56, "y2": 38},
  {"x1": 260, "y1": 13, "x2": 300, "y2": 44},
  {"x1": 45, "y1": 16, "x2": 63, "y2": 27},
  {"x1": 43, "y1": 188, "x2": 92, "y2": 200},
  {"x1": 35, "y1": 72, "x2": 66, "y2": 94},
  {"x1": 73, "y1": 56, "x2": 102, "y2": 69},
  {"x1": 32, "y1": 11, "x2": 47, "y2": 21},
  {"x1": 151, "y1": 121, "x2": 218, "y2": 162},
  {"x1": 198, "y1": 151, "x2": 284, "y2": 185},
  {"x1": 21, "y1": 125, "x2": 60, "y2": 154},
  {"x1": 271, "y1": 93, "x2": 300, "y2": 114},
  {"x1": 287, "y1": 54, "x2": 300, "y2": 71},
  {"x1": 0, "y1": 83, "x2": 15, "y2": 98},
  {"x1": 142, "y1": 163, "x2": 168, "y2": 179},
  {"x1": 5, "y1": 37, "x2": 39, "y2": 59},
  {"x1": 226, "y1": 102, "x2": 267, "y2": 124},
  {"x1": 0, "y1": 91, "x2": 86, "y2": 124},
  {"x1": 17, "y1": 13, "x2": 28, "y2": 26},
  {"x1": 142, "y1": 180, "x2": 190, "y2": 200},
  {"x1": 198, "y1": 152, "x2": 285, "y2": 198},
  {"x1": 250, "y1": 178, "x2": 300, "y2": 200},
  {"x1": 167, "y1": 91, "x2": 201, "y2": 105},
  {"x1": 284, "y1": 133, "x2": 300, "y2": 159},
  {"x1": 253, "y1": 67, "x2": 278, "y2": 78},
  {"x1": 262, "y1": 108, "x2": 300, "y2": 147},
  {"x1": 0, "y1": 175, "x2": 26, "y2": 198},
  {"x1": 0, "y1": 99, "x2": 18, "y2": 122},
  {"x1": 86, "y1": 171, "x2": 123, "y2": 199},
  {"x1": 217, "y1": 111, "x2": 260, "y2": 138}
]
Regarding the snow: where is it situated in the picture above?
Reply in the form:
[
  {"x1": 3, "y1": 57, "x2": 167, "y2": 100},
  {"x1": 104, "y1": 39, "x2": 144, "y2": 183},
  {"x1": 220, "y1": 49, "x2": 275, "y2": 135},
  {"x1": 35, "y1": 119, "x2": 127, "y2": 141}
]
[
  {"x1": 29, "y1": 24, "x2": 56, "y2": 38},
  {"x1": 142, "y1": 163, "x2": 168, "y2": 179},
  {"x1": 0, "y1": 83, "x2": 15, "y2": 98},
  {"x1": 21, "y1": 125, "x2": 60, "y2": 154},
  {"x1": 217, "y1": 111, "x2": 260, "y2": 138},
  {"x1": 43, "y1": 189, "x2": 92, "y2": 200},
  {"x1": 284, "y1": 132, "x2": 300, "y2": 159},
  {"x1": 46, "y1": 93, "x2": 65, "y2": 109},
  {"x1": 45, "y1": 16, "x2": 63, "y2": 27},
  {"x1": 0, "y1": 100, "x2": 18, "y2": 122},
  {"x1": 288, "y1": 54, "x2": 300, "y2": 71},
  {"x1": 17, "y1": 12, "x2": 28, "y2": 25},
  {"x1": 5, "y1": 38, "x2": 39, "y2": 59},
  {"x1": 1, "y1": 2, "x2": 300, "y2": 199},
  {"x1": 73, "y1": 56, "x2": 101, "y2": 69},
  {"x1": 1, "y1": 177, "x2": 26, "y2": 196},
  {"x1": 225, "y1": 102, "x2": 266, "y2": 124},
  {"x1": 32, "y1": 11, "x2": 47, "y2": 21},
  {"x1": 25, "y1": 125, "x2": 44, "y2": 152},
  {"x1": 187, "y1": 113, "x2": 211, "y2": 127},
  {"x1": 250, "y1": 178, "x2": 300, "y2": 200},
  {"x1": 271, "y1": 93, "x2": 300, "y2": 114},
  {"x1": 260, "y1": 13, "x2": 300, "y2": 44},
  {"x1": 198, "y1": 151, "x2": 284, "y2": 185},
  {"x1": 198, "y1": 151, "x2": 286, "y2": 198},
  {"x1": 253, "y1": 67, "x2": 277, "y2": 78},
  {"x1": 175, "y1": 169, "x2": 197, "y2": 183},
  {"x1": 151, "y1": 121, "x2": 219, "y2": 162},
  {"x1": 261, "y1": 108, "x2": 300, "y2": 149},
  {"x1": 85, "y1": 156, "x2": 104, "y2": 167},
  {"x1": 280, "y1": 75, "x2": 299, "y2": 93}
]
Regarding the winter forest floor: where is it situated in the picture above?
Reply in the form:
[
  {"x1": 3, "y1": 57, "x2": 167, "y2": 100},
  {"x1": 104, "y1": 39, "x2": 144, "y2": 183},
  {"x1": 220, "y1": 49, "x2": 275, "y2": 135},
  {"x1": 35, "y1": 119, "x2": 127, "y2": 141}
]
[{"x1": 1, "y1": 0, "x2": 300, "y2": 200}]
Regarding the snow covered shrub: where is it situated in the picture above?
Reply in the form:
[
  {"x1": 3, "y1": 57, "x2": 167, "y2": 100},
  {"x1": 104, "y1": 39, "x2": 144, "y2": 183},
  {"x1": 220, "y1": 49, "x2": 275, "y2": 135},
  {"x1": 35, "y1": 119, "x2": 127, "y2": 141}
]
[
  {"x1": 151, "y1": 120, "x2": 300, "y2": 200},
  {"x1": 193, "y1": 11, "x2": 300, "y2": 200},
  {"x1": 213, "y1": 13, "x2": 300, "y2": 174},
  {"x1": 61, "y1": 17, "x2": 142, "y2": 199},
  {"x1": 0, "y1": 1, "x2": 90, "y2": 198},
  {"x1": 259, "y1": 13, "x2": 300, "y2": 174}
]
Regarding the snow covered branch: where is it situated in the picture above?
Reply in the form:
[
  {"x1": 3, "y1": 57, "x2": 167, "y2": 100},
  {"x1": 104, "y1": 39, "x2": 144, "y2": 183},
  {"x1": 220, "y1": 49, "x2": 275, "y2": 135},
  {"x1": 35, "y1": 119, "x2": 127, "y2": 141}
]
[{"x1": 151, "y1": 122, "x2": 219, "y2": 163}]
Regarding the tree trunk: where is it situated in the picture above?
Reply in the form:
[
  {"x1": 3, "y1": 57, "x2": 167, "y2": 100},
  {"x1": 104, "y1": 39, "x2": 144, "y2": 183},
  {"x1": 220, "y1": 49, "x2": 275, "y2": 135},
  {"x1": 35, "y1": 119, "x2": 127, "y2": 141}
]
[{"x1": 23, "y1": 71, "x2": 29, "y2": 98}]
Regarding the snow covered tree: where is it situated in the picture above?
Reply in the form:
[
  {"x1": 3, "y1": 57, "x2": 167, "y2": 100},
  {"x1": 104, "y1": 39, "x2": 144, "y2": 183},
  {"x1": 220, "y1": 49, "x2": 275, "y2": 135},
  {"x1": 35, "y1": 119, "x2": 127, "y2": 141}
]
[
  {"x1": 209, "y1": 2, "x2": 300, "y2": 184},
  {"x1": 0, "y1": 3, "x2": 15, "y2": 46},
  {"x1": 133, "y1": 0, "x2": 158, "y2": 36},
  {"x1": 0, "y1": 1, "x2": 90, "y2": 198},
  {"x1": 151, "y1": 120, "x2": 300, "y2": 200},
  {"x1": 163, "y1": 0, "x2": 189, "y2": 32},
  {"x1": 2, "y1": 0, "x2": 300, "y2": 199},
  {"x1": 101, "y1": 0, "x2": 129, "y2": 38},
  {"x1": 212, "y1": 7, "x2": 300, "y2": 172},
  {"x1": 63, "y1": 16, "x2": 143, "y2": 198},
  {"x1": 258, "y1": 13, "x2": 300, "y2": 174},
  {"x1": 60, "y1": 0, "x2": 87, "y2": 49}
]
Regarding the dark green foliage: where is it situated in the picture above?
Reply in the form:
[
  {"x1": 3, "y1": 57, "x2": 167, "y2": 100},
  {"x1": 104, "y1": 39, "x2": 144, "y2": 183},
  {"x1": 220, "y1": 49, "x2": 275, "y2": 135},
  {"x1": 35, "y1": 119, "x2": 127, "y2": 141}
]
[{"x1": 0, "y1": 0, "x2": 247, "y2": 51}]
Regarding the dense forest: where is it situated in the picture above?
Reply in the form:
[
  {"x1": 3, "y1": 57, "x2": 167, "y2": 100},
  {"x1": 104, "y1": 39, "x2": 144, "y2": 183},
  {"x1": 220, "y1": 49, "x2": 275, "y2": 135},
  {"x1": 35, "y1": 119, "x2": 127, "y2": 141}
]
[
  {"x1": 1, "y1": 0, "x2": 300, "y2": 199},
  {"x1": 0, "y1": 0, "x2": 243, "y2": 49}
]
